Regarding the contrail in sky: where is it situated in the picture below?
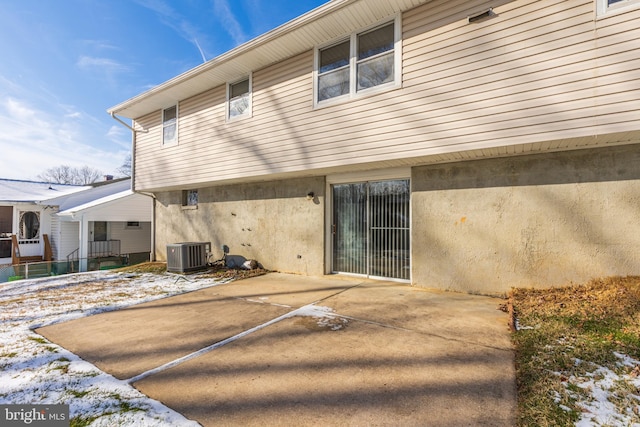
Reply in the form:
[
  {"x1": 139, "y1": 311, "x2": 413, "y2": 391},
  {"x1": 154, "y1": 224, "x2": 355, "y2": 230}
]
[{"x1": 194, "y1": 38, "x2": 207, "y2": 63}]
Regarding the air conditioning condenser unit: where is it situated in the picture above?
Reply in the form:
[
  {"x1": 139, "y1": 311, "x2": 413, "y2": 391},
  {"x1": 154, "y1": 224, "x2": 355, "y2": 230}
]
[{"x1": 167, "y1": 242, "x2": 210, "y2": 273}]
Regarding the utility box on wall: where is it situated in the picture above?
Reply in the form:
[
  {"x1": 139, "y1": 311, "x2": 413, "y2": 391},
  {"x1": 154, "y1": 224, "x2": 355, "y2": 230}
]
[{"x1": 167, "y1": 242, "x2": 210, "y2": 273}]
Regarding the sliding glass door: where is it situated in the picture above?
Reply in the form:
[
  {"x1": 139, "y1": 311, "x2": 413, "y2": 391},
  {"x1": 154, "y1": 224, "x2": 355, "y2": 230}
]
[{"x1": 332, "y1": 179, "x2": 410, "y2": 280}]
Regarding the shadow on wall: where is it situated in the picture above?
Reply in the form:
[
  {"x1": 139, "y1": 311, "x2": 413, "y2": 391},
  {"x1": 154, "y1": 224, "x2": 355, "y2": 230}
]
[{"x1": 413, "y1": 144, "x2": 640, "y2": 192}]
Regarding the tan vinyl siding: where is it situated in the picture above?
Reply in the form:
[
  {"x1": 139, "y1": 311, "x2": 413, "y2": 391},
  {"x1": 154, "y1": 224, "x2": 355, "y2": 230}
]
[{"x1": 133, "y1": 0, "x2": 640, "y2": 191}]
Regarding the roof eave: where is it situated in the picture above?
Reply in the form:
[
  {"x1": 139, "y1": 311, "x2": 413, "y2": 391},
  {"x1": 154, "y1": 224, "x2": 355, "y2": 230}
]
[
  {"x1": 108, "y1": 0, "x2": 428, "y2": 119},
  {"x1": 107, "y1": 0, "x2": 356, "y2": 119}
]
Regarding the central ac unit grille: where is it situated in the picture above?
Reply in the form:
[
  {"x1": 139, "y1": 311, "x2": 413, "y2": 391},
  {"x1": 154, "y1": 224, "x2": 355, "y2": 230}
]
[{"x1": 167, "y1": 242, "x2": 210, "y2": 273}]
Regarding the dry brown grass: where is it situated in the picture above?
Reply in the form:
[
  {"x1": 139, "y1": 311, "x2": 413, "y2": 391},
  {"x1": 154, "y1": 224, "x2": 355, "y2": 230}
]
[
  {"x1": 511, "y1": 276, "x2": 640, "y2": 426},
  {"x1": 117, "y1": 262, "x2": 269, "y2": 281},
  {"x1": 115, "y1": 262, "x2": 167, "y2": 274},
  {"x1": 512, "y1": 276, "x2": 640, "y2": 329}
]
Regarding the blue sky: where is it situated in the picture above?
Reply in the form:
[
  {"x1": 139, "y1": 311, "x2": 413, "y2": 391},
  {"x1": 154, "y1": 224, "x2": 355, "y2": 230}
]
[{"x1": 0, "y1": 0, "x2": 327, "y2": 181}]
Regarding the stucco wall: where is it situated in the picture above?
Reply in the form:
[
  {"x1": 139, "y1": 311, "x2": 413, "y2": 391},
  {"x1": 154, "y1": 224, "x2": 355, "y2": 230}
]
[
  {"x1": 154, "y1": 177, "x2": 325, "y2": 275},
  {"x1": 411, "y1": 144, "x2": 640, "y2": 295},
  {"x1": 153, "y1": 145, "x2": 640, "y2": 294}
]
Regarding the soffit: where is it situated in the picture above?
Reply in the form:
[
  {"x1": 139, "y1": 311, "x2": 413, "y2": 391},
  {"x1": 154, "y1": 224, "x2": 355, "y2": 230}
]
[{"x1": 108, "y1": 0, "x2": 430, "y2": 120}]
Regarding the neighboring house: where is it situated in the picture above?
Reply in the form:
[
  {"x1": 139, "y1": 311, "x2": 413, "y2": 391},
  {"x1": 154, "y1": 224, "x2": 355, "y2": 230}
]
[
  {"x1": 108, "y1": 0, "x2": 640, "y2": 294},
  {"x1": 0, "y1": 178, "x2": 152, "y2": 281},
  {"x1": 42, "y1": 178, "x2": 153, "y2": 268},
  {"x1": 0, "y1": 179, "x2": 87, "y2": 266}
]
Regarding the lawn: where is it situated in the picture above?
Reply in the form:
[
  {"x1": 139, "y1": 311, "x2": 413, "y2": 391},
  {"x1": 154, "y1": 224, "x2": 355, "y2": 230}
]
[
  {"x1": 0, "y1": 264, "x2": 265, "y2": 426},
  {"x1": 2, "y1": 265, "x2": 639, "y2": 426},
  {"x1": 511, "y1": 276, "x2": 640, "y2": 426}
]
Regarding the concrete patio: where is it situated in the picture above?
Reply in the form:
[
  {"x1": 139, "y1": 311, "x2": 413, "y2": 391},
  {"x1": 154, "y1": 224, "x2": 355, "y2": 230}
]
[{"x1": 37, "y1": 273, "x2": 516, "y2": 426}]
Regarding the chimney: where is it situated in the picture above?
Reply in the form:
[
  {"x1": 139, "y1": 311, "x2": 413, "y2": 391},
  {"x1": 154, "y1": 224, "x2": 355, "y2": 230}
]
[{"x1": 104, "y1": 175, "x2": 114, "y2": 181}]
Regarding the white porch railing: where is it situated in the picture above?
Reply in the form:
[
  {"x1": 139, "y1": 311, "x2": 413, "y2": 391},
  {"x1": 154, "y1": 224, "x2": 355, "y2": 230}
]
[
  {"x1": 67, "y1": 240, "x2": 121, "y2": 263},
  {"x1": 89, "y1": 240, "x2": 121, "y2": 258}
]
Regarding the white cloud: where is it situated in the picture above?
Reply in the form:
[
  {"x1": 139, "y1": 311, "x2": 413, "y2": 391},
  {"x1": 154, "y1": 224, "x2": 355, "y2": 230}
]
[
  {"x1": 0, "y1": 97, "x2": 126, "y2": 180},
  {"x1": 65, "y1": 111, "x2": 83, "y2": 119},
  {"x1": 213, "y1": 0, "x2": 248, "y2": 45},
  {"x1": 76, "y1": 56, "x2": 131, "y2": 73},
  {"x1": 79, "y1": 39, "x2": 119, "y2": 52},
  {"x1": 134, "y1": 0, "x2": 214, "y2": 61},
  {"x1": 107, "y1": 125, "x2": 131, "y2": 150}
]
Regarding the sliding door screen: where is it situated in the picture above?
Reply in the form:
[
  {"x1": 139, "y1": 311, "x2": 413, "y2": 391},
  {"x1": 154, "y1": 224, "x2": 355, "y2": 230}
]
[{"x1": 332, "y1": 179, "x2": 410, "y2": 280}]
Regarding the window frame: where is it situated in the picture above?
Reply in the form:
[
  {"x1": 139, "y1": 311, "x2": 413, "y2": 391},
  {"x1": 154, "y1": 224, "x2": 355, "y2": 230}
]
[
  {"x1": 596, "y1": 0, "x2": 640, "y2": 16},
  {"x1": 313, "y1": 15, "x2": 402, "y2": 108},
  {"x1": 182, "y1": 189, "x2": 198, "y2": 210},
  {"x1": 162, "y1": 104, "x2": 178, "y2": 146},
  {"x1": 19, "y1": 211, "x2": 40, "y2": 241},
  {"x1": 226, "y1": 75, "x2": 252, "y2": 122},
  {"x1": 125, "y1": 221, "x2": 141, "y2": 229}
]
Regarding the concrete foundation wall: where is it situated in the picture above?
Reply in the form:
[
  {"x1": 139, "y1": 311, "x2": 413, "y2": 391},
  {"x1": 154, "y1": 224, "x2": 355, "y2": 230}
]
[
  {"x1": 155, "y1": 177, "x2": 325, "y2": 276},
  {"x1": 411, "y1": 144, "x2": 640, "y2": 295},
  {"x1": 153, "y1": 145, "x2": 640, "y2": 295}
]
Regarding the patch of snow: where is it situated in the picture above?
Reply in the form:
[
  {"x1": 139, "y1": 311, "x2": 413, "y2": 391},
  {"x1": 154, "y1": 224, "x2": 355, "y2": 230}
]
[
  {"x1": 293, "y1": 304, "x2": 336, "y2": 318},
  {"x1": 0, "y1": 271, "x2": 233, "y2": 426},
  {"x1": 614, "y1": 352, "x2": 640, "y2": 369},
  {"x1": 514, "y1": 318, "x2": 534, "y2": 330},
  {"x1": 291, "y1": 304, "x2": 349, "y2": 331},
  {"x1": 561, "y1": 354, "x2": 640, "y2": 427}
]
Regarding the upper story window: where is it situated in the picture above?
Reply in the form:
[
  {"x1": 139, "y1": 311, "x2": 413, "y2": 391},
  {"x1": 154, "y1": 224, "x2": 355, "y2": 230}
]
[
  {"x1": 597, "y1": 0, "x2": 640, "y2": 15},
  {"x1": 315, "y1": 17, "x2": 400, "y2": 106},
  {"x1": 162, "y1": 105, "x2": 177, "y2": 145},
  {"x1": 227, "y1": 76, "x2": 251, "y2": 120}
]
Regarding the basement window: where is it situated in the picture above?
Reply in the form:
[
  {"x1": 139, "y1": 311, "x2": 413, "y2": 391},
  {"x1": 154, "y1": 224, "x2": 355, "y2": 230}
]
[{"x1": 182, "y1": 189, "x2": 198, "y2": 209}]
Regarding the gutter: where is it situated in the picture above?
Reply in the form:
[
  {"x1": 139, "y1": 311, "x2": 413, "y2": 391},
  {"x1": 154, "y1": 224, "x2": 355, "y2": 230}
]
[{"x1": 110, "y1": 112, "x2": 148, "y2": 133}]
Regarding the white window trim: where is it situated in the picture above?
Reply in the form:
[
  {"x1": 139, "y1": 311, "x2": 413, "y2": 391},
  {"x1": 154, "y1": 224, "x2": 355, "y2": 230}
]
[
  {"x1": 226, "y1": 74, "x2": 253, "y2": 122},
  {"x1": 596, "y1": 0, "x2": 640, "y2": 17},
  {"x1": 162, "y1": 104, "x2": 179, "y2": 147},
  {"x1": 313, "y1": 14, "x2": 402, "y2": 109}
]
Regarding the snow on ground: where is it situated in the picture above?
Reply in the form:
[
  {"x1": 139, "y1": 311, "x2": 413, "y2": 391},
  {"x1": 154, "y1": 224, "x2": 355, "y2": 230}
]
[
  {"x1": 553, "y1": 353, "x2": 640, "y2": 427},
  {"x1": 0, "y1": 271, "x2": 234, "y2": 426},
  {"x1": 12, "y1": 270, "x2": 638, "y2": 426}
]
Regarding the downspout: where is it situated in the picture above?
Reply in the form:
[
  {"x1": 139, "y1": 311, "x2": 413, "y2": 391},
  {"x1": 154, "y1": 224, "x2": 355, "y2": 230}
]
[{"x1": 110, "y1": 112, "x2": 156, "y2": 262}]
